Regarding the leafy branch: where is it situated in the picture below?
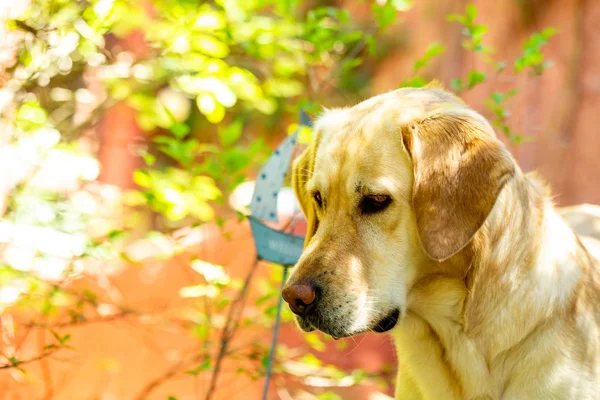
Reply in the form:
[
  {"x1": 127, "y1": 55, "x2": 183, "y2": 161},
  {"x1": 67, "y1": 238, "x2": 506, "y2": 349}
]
[{"x1": 400, "y1": 3, "x2": 556, "y2": 143}]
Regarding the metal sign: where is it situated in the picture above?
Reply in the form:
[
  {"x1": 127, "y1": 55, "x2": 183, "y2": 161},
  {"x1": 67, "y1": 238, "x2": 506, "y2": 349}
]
[{"x1": 249, "y1": 109, "x2": 311, "y2": 265}]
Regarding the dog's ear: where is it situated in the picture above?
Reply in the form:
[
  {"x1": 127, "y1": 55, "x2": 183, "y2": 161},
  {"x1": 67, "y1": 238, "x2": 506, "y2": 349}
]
[
  {"x1": 292, "y1": 145, "x2": 319, "y2": 247},
  {"x1": 401, "y1": 109, "x2": 515, "y2": 261}
]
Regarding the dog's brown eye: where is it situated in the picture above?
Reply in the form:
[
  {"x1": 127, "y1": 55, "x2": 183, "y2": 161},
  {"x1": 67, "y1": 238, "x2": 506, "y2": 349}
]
[
  {"x1": 360, "y1": 194, "x2": 391, "y2": 214},
  {"x1": 313, "y1": 191, "x2": 323, "y2": 207}
]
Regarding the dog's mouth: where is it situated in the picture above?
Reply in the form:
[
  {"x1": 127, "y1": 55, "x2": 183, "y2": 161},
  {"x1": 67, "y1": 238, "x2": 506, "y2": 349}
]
[
  {"x1": 371, "y1": 309, "x2": 400, "y2": 333},
  {"x1": 294, "y1": 314, "x2": 347, "y2": 339},
  {"x1": 294, "y1": 308, "x2": 401, "y2": 338}
]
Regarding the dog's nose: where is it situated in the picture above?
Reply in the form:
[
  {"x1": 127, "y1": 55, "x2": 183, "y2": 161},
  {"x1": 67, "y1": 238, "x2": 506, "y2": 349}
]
[{"x1": 282, "y1": 280, "x2": 317, "y2": 317}]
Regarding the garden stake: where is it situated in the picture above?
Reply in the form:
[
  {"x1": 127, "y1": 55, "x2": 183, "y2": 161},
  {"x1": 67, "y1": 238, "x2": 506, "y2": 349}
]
[
  {"x1": 261, "y1": 264, "x2": 290, "y2": 400},
  {"x1": 248, "y1": 109, "x2": 311, "y2": 399}
]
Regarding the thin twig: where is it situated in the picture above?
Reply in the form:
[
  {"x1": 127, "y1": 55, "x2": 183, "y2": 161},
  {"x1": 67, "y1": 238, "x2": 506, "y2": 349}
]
[
  {"x1": 312, "y1": 24, "x2": 379, "y2": 98},
  {"x1": 23, "y1": 310, "x2": 135, "y2": 329},
  {"x1": 38, "y1": 327, "x2": 54, "y2": 400},
  {"x1": 133, "y1": 351, "x2": 202, "y2": 400},
  {"x1": 131, "y1": 257, "x2": 261, "y2": 400},
  {"x1": 0, "y1": 348, "x2": 60, "y2": 370},
  {"x1": 204, "y1": 258, "x2": 260, "y2": 400}
]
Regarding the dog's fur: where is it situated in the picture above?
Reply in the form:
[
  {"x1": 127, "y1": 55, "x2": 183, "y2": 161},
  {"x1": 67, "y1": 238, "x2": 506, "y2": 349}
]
[{"x1": 285, "y1": 86, "x2": 600, "y2": 399}]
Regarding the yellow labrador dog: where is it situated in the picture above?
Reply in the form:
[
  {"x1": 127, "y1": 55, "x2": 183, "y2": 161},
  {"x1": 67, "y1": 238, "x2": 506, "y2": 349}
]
[{"x1": 282, "y1": 85, "x2": 600, "y2": 399}]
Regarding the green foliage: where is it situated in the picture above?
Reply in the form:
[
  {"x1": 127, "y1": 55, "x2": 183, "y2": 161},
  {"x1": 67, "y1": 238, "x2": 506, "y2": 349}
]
[
  {"x1": 413, "y1": 42, "x2": 446, "y2": 73},
  {"x1": 186, "y1": 359, "x2": 212, "y2": 376},
  {"x1": 373, "y1": 1, "x2": 398, "y2": 30},
  {"x1": 305, "y1": 332, "x2": 327, "y2": 352},
  {"x1": 1, "y1": 0, "x2": 400, "y2": 396},
  {"x1": 448, "y1": 4, "x2": 491, "y2": 54},
  {"x1": 484, "y1": 89, "x2": 533, "y2": 143},
  {"x1": 399, "y1": 76, "x2": 428, "y2": 88},
  {"x1": 467, "y1": 70, "x2": 487, "y2": 89},
  {"x1": 317, "y1": 392, "x2": 343, "y2": 400},
  {"x1": 399, "y1": 43, "x2": 445, "y2": 88},
  {"x1": 399, "y1": 4, "x2": 555, "y2": 142},
  {"x1": 515, "y1": 28, "x2": 557, "y2": 74}
]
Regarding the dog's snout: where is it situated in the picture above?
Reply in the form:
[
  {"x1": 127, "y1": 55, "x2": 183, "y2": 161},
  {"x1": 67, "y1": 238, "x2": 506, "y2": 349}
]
[{"x1": 282, "y1": 280, "x2": 318, "y2": 317}]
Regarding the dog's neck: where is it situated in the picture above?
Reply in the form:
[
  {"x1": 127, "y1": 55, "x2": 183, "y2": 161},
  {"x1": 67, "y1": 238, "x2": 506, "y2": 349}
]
[
  {"x1": 406, "y1": 168, "x2": 585, "y2": 360},
  {"x1": 462, "y1": 169, "x2": 583, "y2": 356}
]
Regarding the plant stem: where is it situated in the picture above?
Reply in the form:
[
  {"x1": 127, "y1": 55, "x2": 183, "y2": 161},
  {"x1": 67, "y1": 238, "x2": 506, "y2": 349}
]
[{"x1": 204, "y1": 257, "x2": 260, "y2": 400}]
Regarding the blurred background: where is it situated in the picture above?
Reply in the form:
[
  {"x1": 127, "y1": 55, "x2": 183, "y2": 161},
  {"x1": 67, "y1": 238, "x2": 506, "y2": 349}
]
[{"x1": 0, "y1": 0, "x2": 599, "y2": 399}]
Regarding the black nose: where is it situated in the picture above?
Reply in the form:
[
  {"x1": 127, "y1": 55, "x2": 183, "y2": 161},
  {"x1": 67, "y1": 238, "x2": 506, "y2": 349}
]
[{"x1": 282, "y1": 280, "x2": 318, "y2": 317}]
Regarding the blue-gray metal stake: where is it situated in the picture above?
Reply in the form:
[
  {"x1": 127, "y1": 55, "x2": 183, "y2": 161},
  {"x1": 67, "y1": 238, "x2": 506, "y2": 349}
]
[{"x1": 261, "y1": 264, "x2": 290, "y2": 400}]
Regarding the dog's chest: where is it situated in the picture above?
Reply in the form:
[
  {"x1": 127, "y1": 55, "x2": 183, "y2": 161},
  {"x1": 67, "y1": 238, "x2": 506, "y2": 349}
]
[
  {"x1": 391, "y1": 313, "x2": 500, "y2": 400},
  {"x1": 391, "y1": 310, "x2": 599, "y2": 400}
]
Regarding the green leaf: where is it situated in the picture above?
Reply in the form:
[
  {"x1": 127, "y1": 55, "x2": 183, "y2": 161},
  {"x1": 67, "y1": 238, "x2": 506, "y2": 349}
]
[
  {"x1": 317, "y1": 392, "x2": 342, "y2": 400},
  {"x1": 218, "y1": 119, "x2": 244, "y2": 147},
  {"x1": 16, "y1": 100, "x2": 48, "y2": 130},
  {"x1": 365, "y1": 35, "x2": 378, "y2": 55},
  {"x1": 191, "y1": 34, "x2": 229, "y2": 58},
  {"x1": 514, "y1": 27, "x2": 557, "y2": 74},
  {"x1": 299, "y1": 353, "x2": 322, "y2": 367},
  {"x1": 490, "y1": 91, "x2": 505, "y2": 104},
  {"x1": 470, "y1": 25, "x2": 488, "y2": 39},
  {"x1": 467, "y1": 70, "x2": 486, "y2": 88},
  {"x1": 341, "y1": 58, "x2": 363, "y2": 74},
  {"x1": 466, "y1": 4, "x2": 478, "y2": 21},
  {"x1": 351, "y1": 368, "x2": 368, "y2": 384},
  {"x1": 197, "y1": 94, "x2": 226, "y2": 123},
  {"x1": 399, "y1": 76, "x2": 427, "y2": 88},
  {"x1": 60, "y1": 334, "x2": 71, "y2": 345},
  {"x1": 450, "y1": 78, "x2": 463, "y2": 91},
  {"x1": 142, "y1": 152, "x2": 156, "y2": 166},
  {"x1": 185, "y1": 359, "x2": 211, "y2": 376},
  {"x1": 305, "y1": 332, "x2": 326, "y2": 352},
  {"x1": 413, "y1": 42, "x2": 445, "y2": 72},
  {"x1": 133, "y1": 170, "x2": 152, "y2": 188},
  {"x1": 169, "y1": 123, "x2": 190, "y2": 139},
  {"x1": 372, "y1": 1, "x2": 398, "y2": 30},
  {"x1": 542, "y1": 27, "x2": 558, "y2": 38},
  {"x1": 108, "y1": 230, "x2": 126, "y2": 240}
]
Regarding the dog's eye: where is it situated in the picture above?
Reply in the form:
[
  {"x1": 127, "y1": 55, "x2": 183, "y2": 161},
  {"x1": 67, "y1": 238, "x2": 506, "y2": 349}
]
[
  {"x1": 313, "y1": 191, "x2": 323, "y2": 208},
  {"x1": 360, "y1": 194, "x2": 391, "y2": 214}
]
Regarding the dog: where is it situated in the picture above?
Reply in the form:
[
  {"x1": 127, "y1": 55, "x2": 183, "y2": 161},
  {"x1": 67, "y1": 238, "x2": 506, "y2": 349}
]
[{"x1": 282, "y1": 85, "x2": 600, "y2": 399}]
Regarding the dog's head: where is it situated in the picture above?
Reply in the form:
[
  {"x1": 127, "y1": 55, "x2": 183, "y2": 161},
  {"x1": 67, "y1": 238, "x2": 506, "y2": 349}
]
[{"x1": 282, "y1": 86, "x2": 515, "y2": 338}]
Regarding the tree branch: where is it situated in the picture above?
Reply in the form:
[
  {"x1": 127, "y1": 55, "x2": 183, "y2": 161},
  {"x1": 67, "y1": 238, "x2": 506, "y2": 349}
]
[{"x1": 0, "y1": 348, "x2": 60, "y2": 370}]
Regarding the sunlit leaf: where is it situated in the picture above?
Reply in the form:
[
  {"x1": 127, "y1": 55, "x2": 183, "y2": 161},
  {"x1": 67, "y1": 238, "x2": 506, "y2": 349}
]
[
  {"x1": 399, "y1": 76, "x2": 427, "y2": 88},
  {"x1": 413, "y1": 42, "x2": 445, "y2": 72},
  {"x1": 305, "y1": 332, "x2": 326, "y2": 352},
  {"x1": 264, "y1": 78, "x2": 303, "y2": 98},
  {"x1": 192, "y1": 34, "x2": 229, "y2": 58},
  {"x1": 467, "y1": 70, "x2": 486, "y2": 88},
  {"x1": 186, "y1": 358, "x2": 211, "y2": 375},
  {"x1": 179, "y1": 284, "x2": 219, "y2": 298},
  {"x1": 169, "y1": 123, "x2": 191, "y2": 139},
  {"x1": 218, "y1": 119, "x2": 244, "y2": 147},
  {"x1": 133, "y1": 170, "x2": 151, "y2": 188},
  {"x1": 195, "y1": 8, "x2": 226, "y2": 31},
  {"x1": 372, "y1": 1, "x2": 398, "y2": 30},
  {"x1": 299, "y1": 353, "x2": 322, "y2": 367},
  {"x1": 16, "y1": 101, "x2": 47, "y2": 130}
]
